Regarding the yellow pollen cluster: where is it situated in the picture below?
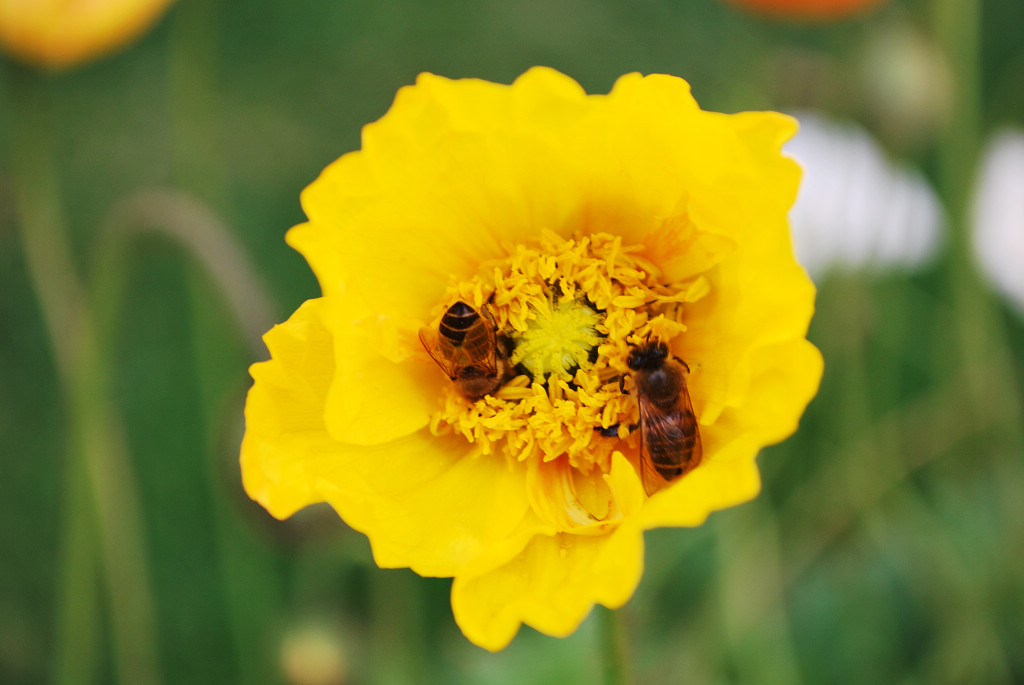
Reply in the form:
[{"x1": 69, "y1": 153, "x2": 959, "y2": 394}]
[
  {"x1": 510, "y1": 296, "x2": 603, "y2": 380},
  {"x1": 427, "y1": 230, "x2": 711, "y2": 473}
]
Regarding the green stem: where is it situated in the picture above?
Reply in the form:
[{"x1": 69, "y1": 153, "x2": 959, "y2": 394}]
[
  {"x1": 932, "y1": 1, "x2": 1024, "y2": 651},
  {"x1": 88, "y1": 186, "x2": 281, "y2": 685},
  {"x1": 933, "y1": 0, "x2": 1024, "y2": 449},
  {"x1": 164, "y1": 0, "x2": 282, "y2": 681},
  {"x1": 367, "y1": 569, "x2": 427, "y2": 685},
  {"x1": 52, "y1": 456, "x2": 100, "y2": 685},
  {"x1": 186, "y1": 266, "x2": 278, "y2": 685},
  {"x1": 8, "y1": 66, "x2": 162, "y2": 685},
  {"x1": 597, "y1": 606, "x2": 633, "y2": 685},
  {"x1": 932, "y1": 0, "x2": 983, "y2": 386},
  {"x1": 933, "y1": 0, "x2": 981, "y2": 205},
  {"x1": 717, "y1": 501, "x2": 803, "y2": 685}
]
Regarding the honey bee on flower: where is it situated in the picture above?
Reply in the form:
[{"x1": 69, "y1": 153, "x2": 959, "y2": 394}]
[
  {"x1": 626, "y1": 339, "x2": 703, "y2": 496},
  {"x1": 418, "y1": 300, "x2": 511, "y2": 401},
  {"x1": 241, "y1": 67, "x2": 822, "y2": 651}
]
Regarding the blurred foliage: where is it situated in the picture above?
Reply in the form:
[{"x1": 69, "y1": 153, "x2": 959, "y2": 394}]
[{"x1": 2, "y1": 0, "x2": 1023, "y2": 684}]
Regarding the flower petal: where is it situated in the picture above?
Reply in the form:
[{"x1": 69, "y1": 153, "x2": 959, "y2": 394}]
[
  {"x1": 635, "y1": 445, "x2": 762, "y2": 530},
  {"x1": 526, "y1": 451, "x2": 645, "y2": 534},
  {"x1": 290, "y1": 68, "x2": 596, "y2": 322},
  {"x1": 321, "y1": 304, "x2": 442, "y2": 445},
  {"x1": 451, "y1": 523, "x2": 645, "y2": 651},
  {"x1": 717, "y1": 337, "x2": 824, "y2": 446},
  {"x1": 316, "y1": 432, "x2": 542, "y2": 577},
  {"x1": 241, "y1": 298, "x2": 542, "y2": 576},
  {"x1": 638, "y1": 337, "x2": 822, "y2": 529},
  {"x1": 678, "y1": 111, "x2": 812, "y2": 424},
  {"x1": 240, "y1": 298, "x2": 344, "y2": 519}
]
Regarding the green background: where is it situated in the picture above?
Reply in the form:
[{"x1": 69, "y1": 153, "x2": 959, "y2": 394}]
[{"x1": 2, "y1": 0, "x2": 1023, "y2": 683}]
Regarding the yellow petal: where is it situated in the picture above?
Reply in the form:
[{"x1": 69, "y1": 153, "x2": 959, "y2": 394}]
[
  {"x1": 683, "y1": 246, "x2": 816, "y2": 426},
  {"x1": 526, "y1": 451, "x2": 644, "y2": 533},
  {"x1": 251, "y1": 244, "x2": 444, "y2": 447},
  {"x1": 707, "y1": 337, "x2": 824, "y2": 447},
  {"x1": 290, "y1": 188, "x2": 502, "y2": 321},
  {"x1": 605, "y1": 73, "x2": 743, "y2": 191},
  {"x1": 240, "y1": 298, "x2": 342, "y2": 519},
  {"x1": 641, "y1": 198, "x2": 738, "y2": 283},
  {"x1": 676, "y1": 113, "x2": 811, "y2": 424},
  {"x1": 635, "y1": 444, "x2": 762, "y2": 529},
  {"x1": 322, "y1": 309, "x2": 441, "y2": 445},
  {"x1": 603, "y1": 451, "x2": 646, "y2": 522},
  {"x1": 637, "y1": 338, "x2": 822, "y2": 529},
  {"x1": 241, "y1": 297, "x2": 541, "y2": 575},
  {"x1": 451, "y1": 524, "x2": 645, "y2": 651},
  {"x1": 316, "y1": 432, "x2": 543, "y2": 577},
  {"x1": 729, "y1": 110, "x2": 801, "y2": 170},
  {"x1": 291, "y1": 69, "x2": 597, "y2": 317}
]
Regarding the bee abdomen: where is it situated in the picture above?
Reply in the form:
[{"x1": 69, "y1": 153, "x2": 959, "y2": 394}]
[
  {"x1": 647, "y1": 408, "x2": 699, "y2": 472},
  {"x1": 647, "y1": 434, "x2": 697, "y2": 463},
  {"x1": 439, "y1": 301, "x2": 479, "y2": 344},
  {"x1": 654, "y1": 464, "x2": 686, "y2": 480}
]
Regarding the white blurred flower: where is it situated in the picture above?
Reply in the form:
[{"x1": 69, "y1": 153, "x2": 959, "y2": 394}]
[
  {"x1": 971, "y1": 129, "x2": 1024, "y2": 315},
  {"x1": 785, "y1": 112, "x2": 945, "y2": 279}
]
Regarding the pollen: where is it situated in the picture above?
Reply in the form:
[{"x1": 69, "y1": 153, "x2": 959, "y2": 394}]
[
  {"x1": 427, "y1": 230, "x2": 710, "y2": 475},
  {"x1": 511, "y1": 297, "x2": 603, "y2": 380}
]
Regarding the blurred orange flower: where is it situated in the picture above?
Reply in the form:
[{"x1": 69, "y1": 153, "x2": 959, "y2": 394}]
[
  {"x1": 724, "y1": 0, "x2": 887, "y2": 20},
  {"x1": 0, "y1": 0, "x2": 175, "y2": 69}
]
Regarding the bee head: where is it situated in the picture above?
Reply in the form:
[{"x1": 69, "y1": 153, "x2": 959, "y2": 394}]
[{"x1": 626, "y1": 340, "x2": 669, "y2": 371}]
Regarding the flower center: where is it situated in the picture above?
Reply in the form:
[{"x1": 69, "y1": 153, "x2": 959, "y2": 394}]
[
  {"x1": 510, "y1": 296, "x2": 603, "y2": 380},
  {"x1": 426, "y1": 230, "x2": 710, "y2": 478}
]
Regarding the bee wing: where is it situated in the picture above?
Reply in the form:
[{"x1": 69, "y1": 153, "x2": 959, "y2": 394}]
[
  {"x1": 637, "y1": 396, "x2": 672, "y2": 496},
  {"x1": 637, "y1": 380, "x2": 703, "y2": 496},
  {"x1": 418, "y1": 326, "x2": 459, "y2": 379},
  {"x1": 459, "y1": 313, "x2": 499, "y2": 374},
  {"x1": 675, "y1": 377, "x2": 703, "y2": 471}
]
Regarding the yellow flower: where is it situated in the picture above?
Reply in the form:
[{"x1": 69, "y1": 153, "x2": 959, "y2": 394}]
[
  {"x1": 0, "y1": 0, "x2": 175, "y2": 69},
  {"x1": 241, "y1": 67, "x2": 823, "y2": 651}
]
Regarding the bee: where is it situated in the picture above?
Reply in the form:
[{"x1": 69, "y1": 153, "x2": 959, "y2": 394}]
[
  {"x1": 419, "y1": 300, "x2": 509, "y2": 401},
  {"x1": 626, "y1": 340, "x2": 703, "y2": 495}
]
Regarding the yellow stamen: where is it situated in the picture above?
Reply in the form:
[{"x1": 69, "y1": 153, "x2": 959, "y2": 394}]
[
  {"x1": 427, "y1": 231, "x2": 710, "y2": 475},
  {"x1": 511, "y1": 297, "x2": 603, "y2": 381}
]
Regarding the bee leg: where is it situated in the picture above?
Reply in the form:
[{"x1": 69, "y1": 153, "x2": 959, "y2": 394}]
[
  {"x1": 594, "y1": 422, "x2": 639, "y2": 438},
  {"x1": 496, "y1": 333, "x2": 513, "y2": 361},
  {"x1": 480, "y1": 299, "x2": 512, "y2": 361}
]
